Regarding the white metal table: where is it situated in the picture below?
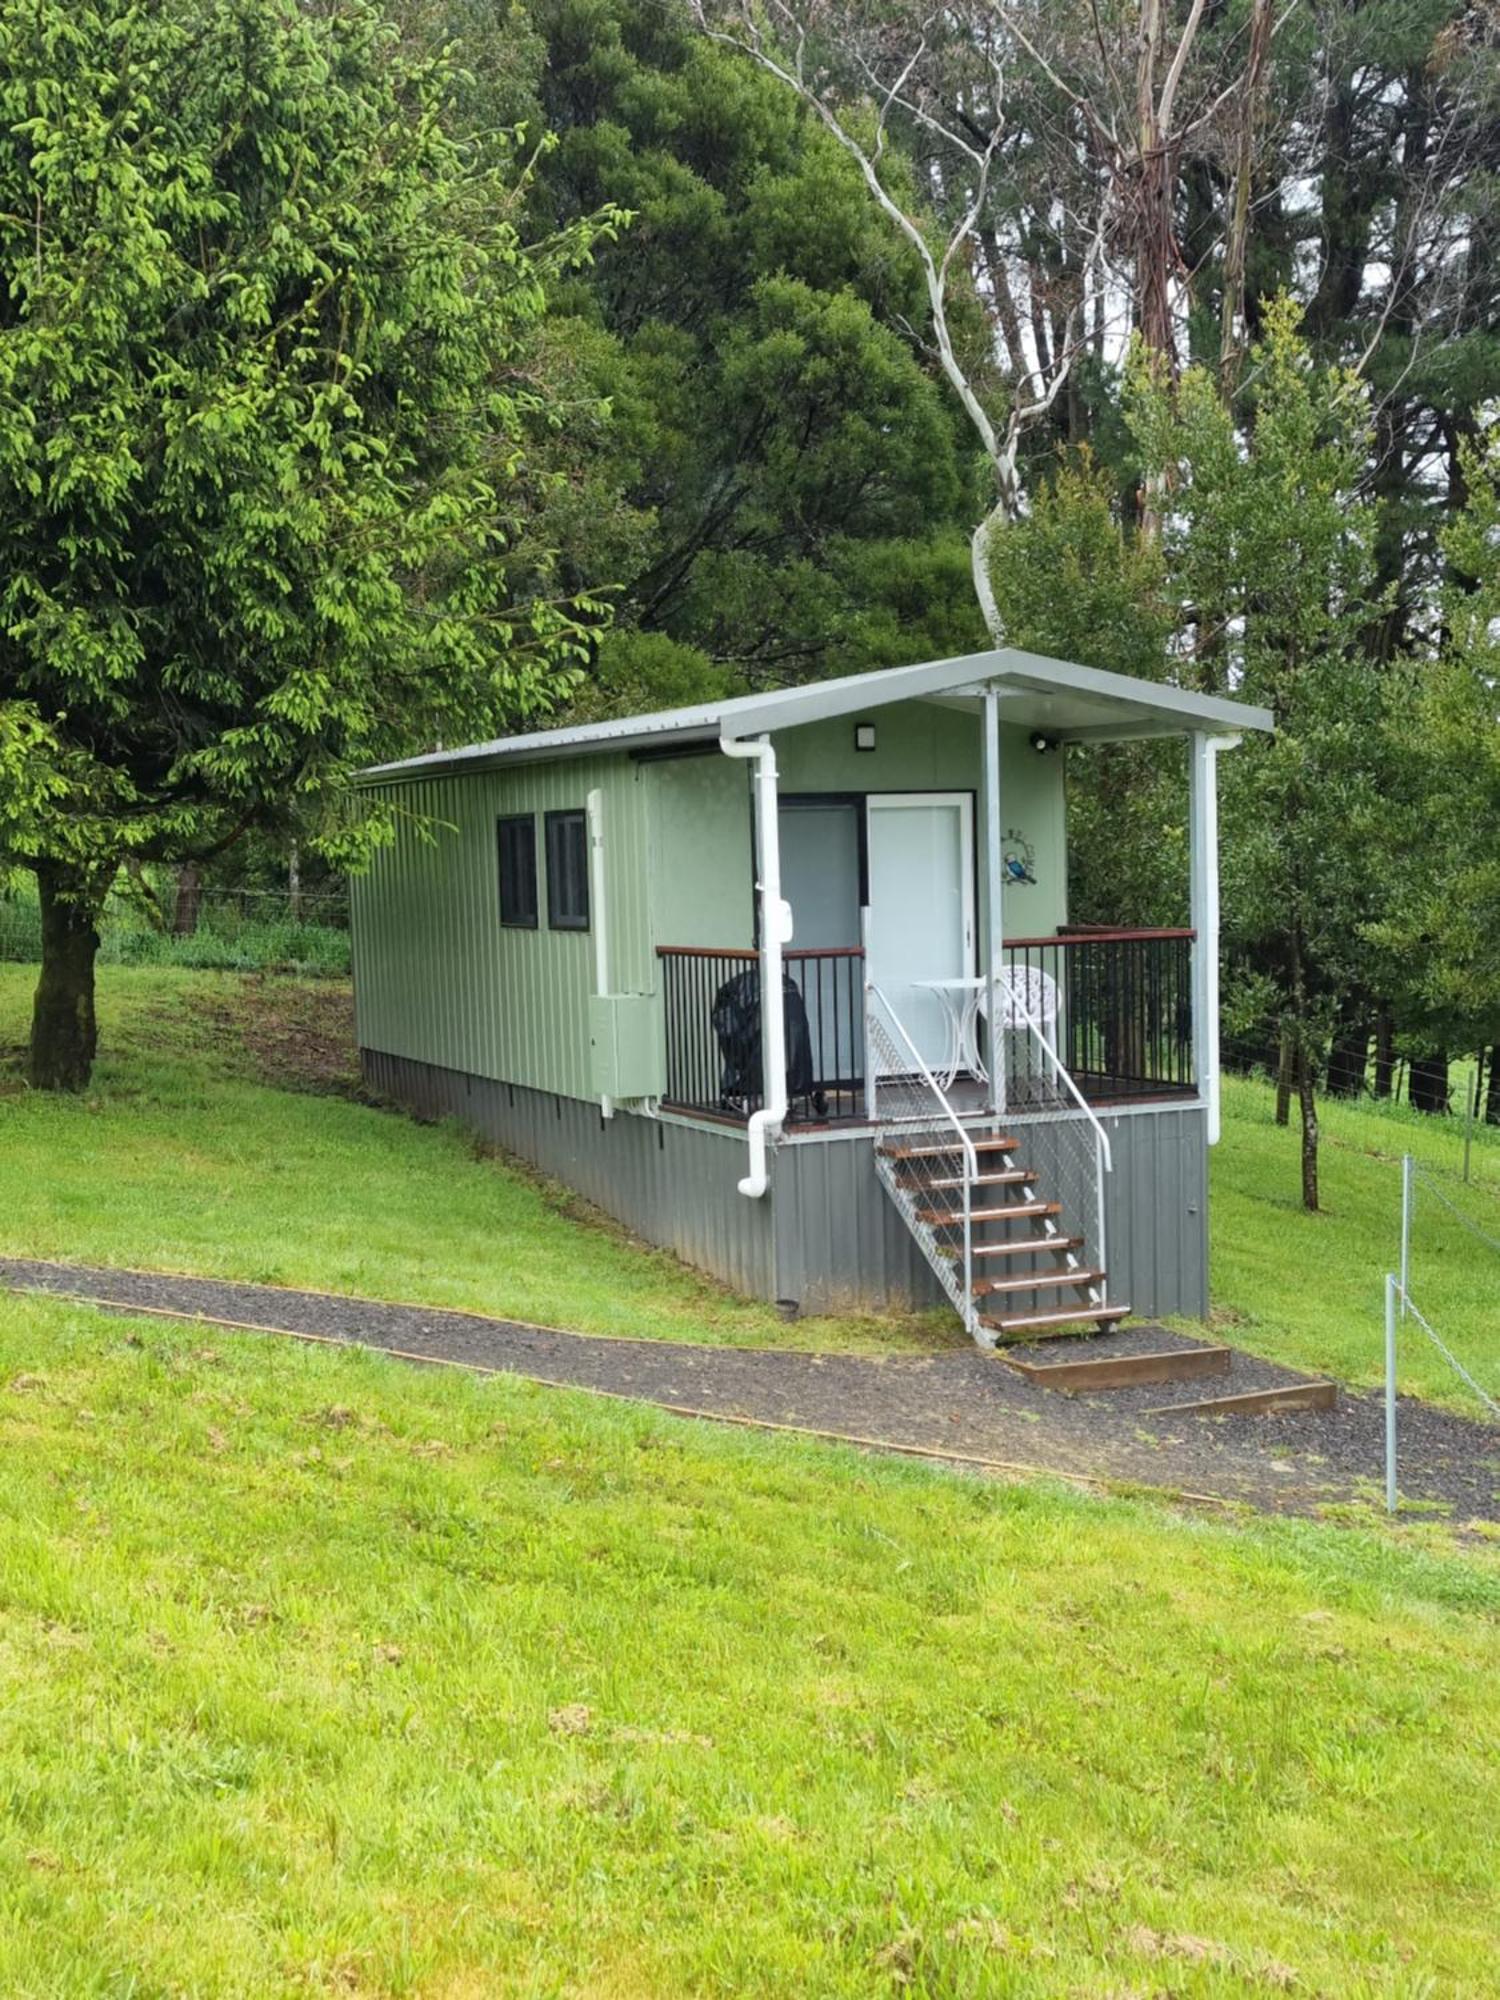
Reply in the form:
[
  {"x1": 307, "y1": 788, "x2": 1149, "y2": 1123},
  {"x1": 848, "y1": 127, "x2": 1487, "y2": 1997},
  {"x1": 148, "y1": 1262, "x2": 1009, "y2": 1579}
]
[{"x1": 915, "y1": 977, "x2": 986, "y2": 1088}]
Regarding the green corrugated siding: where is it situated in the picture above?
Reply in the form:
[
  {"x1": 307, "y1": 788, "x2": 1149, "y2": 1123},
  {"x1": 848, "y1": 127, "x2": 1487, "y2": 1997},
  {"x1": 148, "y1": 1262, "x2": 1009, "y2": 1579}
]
[
  {"x1": 352, "y1": 700, "x2": 1070, "y2": 1097},
  {"x1": 648, "y1": 754, "x2": 755, "y2": 948},
  {"x1": 773, "y1": 704, "x2": 1067, "y2": 938},
  {"x1": 352, "y1": 756, "x2": 653, "y2": 1097}
]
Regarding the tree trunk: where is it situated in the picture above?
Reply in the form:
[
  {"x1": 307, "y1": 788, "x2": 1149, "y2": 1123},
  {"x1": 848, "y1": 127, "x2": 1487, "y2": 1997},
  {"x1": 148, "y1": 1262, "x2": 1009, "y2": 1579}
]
[
  {"x1": 1297, "y1": 1041, "x2": 1319, "y2": 1212},
  {"x1": 1485, "y1": 1047, "x2": 1500, "y2": 1128},
  {"x1": 1372, "y1": 1008, "x2": 1395, "y2": 1098},
  {"x1": 1325, "y1": 1006, "x2": 1370, "y2": 1098},
  {"x1": 1407, "y1": 1052, "x2": 1450, "y2": 1116},
  {"x1": 1275, "y1": 1026, "x2": 1294, "y2": 1125},
  {"x1": 172, "y1": 863, "x2": 202, "y2": 936},
  {"x1": 29, "y1": 865, "x2": 103, "y2": 1092},
  {"x1": 288, "y1": 841, "x2": 302, "y2": 924}
]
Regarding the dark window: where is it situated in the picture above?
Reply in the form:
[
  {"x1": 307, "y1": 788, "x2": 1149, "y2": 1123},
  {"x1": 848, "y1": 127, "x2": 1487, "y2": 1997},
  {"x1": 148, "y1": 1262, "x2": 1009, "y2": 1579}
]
[
  {"x1": 545, "y1": 810, "x2": 590, "y2": 931},
  {"x1": 497, "y1": 815, "x2": 537, "y2": 928}
]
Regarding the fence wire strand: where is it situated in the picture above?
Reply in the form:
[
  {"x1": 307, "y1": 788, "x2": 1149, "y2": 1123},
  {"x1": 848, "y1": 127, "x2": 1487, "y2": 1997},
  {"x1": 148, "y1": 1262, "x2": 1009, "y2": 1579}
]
[
  {"x1": 1411, "y1": 1164, "x2": 1500, "y2": 1261},
  {"x1": 1396, "y1": 1281, "x2": 1500, "y2": 1420}
]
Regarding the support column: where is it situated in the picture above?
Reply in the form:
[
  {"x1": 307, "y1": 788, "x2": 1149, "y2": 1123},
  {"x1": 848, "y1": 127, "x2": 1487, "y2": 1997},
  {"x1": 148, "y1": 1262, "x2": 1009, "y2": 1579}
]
[
  {"x1": 982, "y1": 687, "x2": 1005, "y2": 1117},
  {"x1": 1188, "y1": 732, "x2": 1238, "y2": 1145}
]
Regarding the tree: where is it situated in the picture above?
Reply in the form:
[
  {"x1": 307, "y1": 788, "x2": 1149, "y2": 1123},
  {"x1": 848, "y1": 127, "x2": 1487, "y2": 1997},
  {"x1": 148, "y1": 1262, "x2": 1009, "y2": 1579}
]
[
  {"x1": 1129, "y1": 298, "x2": 1390, "y2": 1209},
  {"x1": 526, "y1": 0, "x2": 986, "y2": 692},
  {"x1": 1366, "y1": 437, "x2": 1500, "y2": 1089},
  {"x1": 0, "y1": 0, "x2": 610, "y2": 1089},
  {"x1": 986, "y1": 452, "x2": 1184, "y2": 926}
]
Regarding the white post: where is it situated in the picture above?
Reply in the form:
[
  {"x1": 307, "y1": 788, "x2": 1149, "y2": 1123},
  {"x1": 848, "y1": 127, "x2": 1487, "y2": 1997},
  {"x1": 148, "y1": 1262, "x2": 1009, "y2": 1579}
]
[
  {"x1": 719, "y1": 735, "x2": 788, "y2": 1198},
  {"x1": 1399, "y1": 1152, "x2": 1413, "y2": 1320},
  {"x1": 586, "y1": 788, "x2": 612, "y2": 1120},
  {"x1": 1188, "y1": 732, "x2": 1238, "y2": 1146},
  {"x1": 982, "y1": 686, "x2": 1005, "y2": 1118},
  {"x1": 1384, "y1": 1270, "x2": 1398, "y2": 1513}
]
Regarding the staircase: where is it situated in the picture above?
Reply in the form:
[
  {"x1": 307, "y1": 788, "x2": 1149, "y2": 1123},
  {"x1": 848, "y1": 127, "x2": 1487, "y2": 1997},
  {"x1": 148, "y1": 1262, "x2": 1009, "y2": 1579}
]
[
  {"x1": 866, "y1": 982, "x2": 1128, "y2": 1349},
  {"x1": 876, "y1": 1128, "x2": 1128, "y2": 1346}
]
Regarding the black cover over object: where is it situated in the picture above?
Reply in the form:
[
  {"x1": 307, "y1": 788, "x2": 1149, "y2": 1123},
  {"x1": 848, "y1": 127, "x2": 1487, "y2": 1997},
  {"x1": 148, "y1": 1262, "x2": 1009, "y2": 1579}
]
[{"x1": 711, "y1": 969, "x2": 822, "y2": 1113}]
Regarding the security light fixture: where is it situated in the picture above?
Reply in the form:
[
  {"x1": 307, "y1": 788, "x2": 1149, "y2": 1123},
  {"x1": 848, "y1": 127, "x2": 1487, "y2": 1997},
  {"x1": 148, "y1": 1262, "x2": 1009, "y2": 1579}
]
[
  {"x1": 854, "y1": 721, "x2": 877, "y2": 752},
  {"x1": 1030, "y1": 730, "x2": 1059, "y2": 754}
]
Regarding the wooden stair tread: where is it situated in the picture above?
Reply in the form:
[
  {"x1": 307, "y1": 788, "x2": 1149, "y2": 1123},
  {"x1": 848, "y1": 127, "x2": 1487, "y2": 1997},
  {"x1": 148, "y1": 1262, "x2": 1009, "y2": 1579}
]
[
  {"x1": 916, "y1": 1200, "x2": 1061, "y2": 1227},
  {"x1": 881, "y1": 1136, "x2": 1019, "y2": 1161},
  {"x1": 982, "y1": 1303, "x2": 1130, "y2": 1337},
  {"x1": 970, "y1": 1234, "x2": 1084, "y2": 1260},
  {"x1": 916, "y1": 1169, "x2": 1032, "y2": 1191},
  {"x1": 973, "y1": 1268, "x2": 1106, "y2": 1297}
]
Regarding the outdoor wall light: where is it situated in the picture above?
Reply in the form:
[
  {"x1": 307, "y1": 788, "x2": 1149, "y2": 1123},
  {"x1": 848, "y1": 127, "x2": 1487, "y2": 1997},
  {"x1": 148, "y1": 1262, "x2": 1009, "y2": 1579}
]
[
  {"x1": 854, "y1": 721, "x2": 877, "y2": 752},
  {"x1": 1029, "y1": 730, "x2": 1059, "y2": 754}
]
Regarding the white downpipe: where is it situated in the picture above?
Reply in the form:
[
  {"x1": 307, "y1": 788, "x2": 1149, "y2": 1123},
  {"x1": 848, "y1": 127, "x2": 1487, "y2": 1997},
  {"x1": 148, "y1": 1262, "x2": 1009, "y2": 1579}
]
[
  {"x1": 981, "y1": 687, "x2": 1005, "y2": 1118},
  {"x1": 721, "y1": 734, "x2": 789, "y2": 1198},
  {"x1": 1189, "y1": 731, "x2": 1241, "y2": 1146},
  {"x1": 586, "y1": 788, "x2": 612, "y2": 1119}
]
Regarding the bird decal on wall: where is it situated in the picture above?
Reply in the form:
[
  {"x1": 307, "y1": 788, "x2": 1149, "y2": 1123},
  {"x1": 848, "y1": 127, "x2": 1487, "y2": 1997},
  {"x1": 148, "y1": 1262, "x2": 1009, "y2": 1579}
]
[{"x1": 1003, "y1": 829, "x2": 1037, "y2": 886}]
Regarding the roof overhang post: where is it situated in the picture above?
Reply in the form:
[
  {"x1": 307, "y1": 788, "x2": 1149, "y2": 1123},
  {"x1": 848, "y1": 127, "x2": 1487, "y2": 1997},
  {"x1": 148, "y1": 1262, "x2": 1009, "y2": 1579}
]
[
  {"x1": 720, "y1": 733, "x2": 788, "y2": 1197},
  {"x1": 1188, "y1": 732, "x2": 1241, "y2": 1145},
  {"x1": 982, "y1": 686, "x2": 1006, "y2": 1117}
]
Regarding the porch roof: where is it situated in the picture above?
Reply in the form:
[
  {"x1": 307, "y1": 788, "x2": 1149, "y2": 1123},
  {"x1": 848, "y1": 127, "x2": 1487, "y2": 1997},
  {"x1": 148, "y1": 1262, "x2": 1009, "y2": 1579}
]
[{"x1": 358, "y1": 647, "x2": 1272, "y2": 783}]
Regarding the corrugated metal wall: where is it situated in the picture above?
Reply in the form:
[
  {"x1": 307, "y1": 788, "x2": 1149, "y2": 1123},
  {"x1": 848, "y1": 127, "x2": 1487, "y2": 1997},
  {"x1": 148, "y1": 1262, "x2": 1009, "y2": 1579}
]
[
  {"x1": 775, "y1": 1106, "x2": 1208, "y2": 1319},
  {"x1": 352, "y1": 757, "x2": 655, "y2": 1100},
  {"x1": 362, "y1": 1049, "x2": 1208, "y2": 1322}
]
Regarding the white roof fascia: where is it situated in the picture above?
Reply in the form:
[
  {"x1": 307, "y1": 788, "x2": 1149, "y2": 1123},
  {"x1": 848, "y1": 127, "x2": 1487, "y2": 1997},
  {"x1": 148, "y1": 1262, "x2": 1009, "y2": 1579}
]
[{"x1": 357, "y1": 646, "x2": 1271, "y2": 784}]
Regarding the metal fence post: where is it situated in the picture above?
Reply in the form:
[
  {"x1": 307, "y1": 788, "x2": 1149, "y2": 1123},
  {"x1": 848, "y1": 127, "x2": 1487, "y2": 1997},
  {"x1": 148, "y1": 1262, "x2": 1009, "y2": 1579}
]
[
  {"x1": 1399, "y1": 1153, "x2": 1413, "y2": 1322},
  {"x1": 1384, "y1": 1270, "x2": 1398, "y2": 1514}
]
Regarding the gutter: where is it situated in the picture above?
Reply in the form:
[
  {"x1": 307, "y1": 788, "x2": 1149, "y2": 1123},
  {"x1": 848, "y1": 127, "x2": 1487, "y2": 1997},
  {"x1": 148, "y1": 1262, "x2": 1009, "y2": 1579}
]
[{"x1": 720, "y1": 734, "x2": 789, "y2": 1198}]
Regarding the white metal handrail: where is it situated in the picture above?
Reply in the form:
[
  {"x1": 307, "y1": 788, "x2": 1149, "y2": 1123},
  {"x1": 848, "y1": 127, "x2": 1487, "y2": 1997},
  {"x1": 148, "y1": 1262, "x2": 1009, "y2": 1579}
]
[
  {"x1": 999, "y1": 976, "x2": 1113, "y2": 1173},
  {"x1": 867, "y1": 982, "x2": 980, "y2": 1338},
  {"x1": 999, "y1": 975, "x2": 1112, "y2": 1283},
  {"x1": 867, "y1": 983, "x2": 979, "y2": 1180}
]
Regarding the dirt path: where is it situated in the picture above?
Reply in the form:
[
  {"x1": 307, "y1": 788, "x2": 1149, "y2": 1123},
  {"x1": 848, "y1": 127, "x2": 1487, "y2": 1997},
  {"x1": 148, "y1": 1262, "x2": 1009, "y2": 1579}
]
[{"x1": 4, "y1": 1255, "x2": 1497, "y2": 1522}]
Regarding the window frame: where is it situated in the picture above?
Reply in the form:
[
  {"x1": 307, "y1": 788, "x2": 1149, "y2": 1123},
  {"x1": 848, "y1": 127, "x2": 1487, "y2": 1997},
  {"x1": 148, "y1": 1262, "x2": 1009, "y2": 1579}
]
[
  {"x1": 496, "y1": 813, "x2": 539, "y2": 930},
  {"x1": 544, "y1": 808, "x2": 590, "y2": 933}
]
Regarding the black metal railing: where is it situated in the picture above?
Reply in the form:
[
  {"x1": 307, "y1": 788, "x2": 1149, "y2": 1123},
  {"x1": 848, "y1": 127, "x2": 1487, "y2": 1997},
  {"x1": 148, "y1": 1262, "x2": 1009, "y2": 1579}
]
[
  {"x1": 657, "y1": 946, "x2": 866, "y2": 1125},
  {"x1": 1001, "y1": 928, "x2": 1196, "y2": 1103}
]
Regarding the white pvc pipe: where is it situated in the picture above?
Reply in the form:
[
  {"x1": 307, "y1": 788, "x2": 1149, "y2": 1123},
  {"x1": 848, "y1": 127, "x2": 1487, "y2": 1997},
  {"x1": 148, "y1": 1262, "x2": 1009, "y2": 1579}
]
[
  {"x1": 720, "y1": 734, "x2": 788, "y2": 1197},
  {"x1": 586, "y1": 788, "x2": 612, "y2": 1119}
]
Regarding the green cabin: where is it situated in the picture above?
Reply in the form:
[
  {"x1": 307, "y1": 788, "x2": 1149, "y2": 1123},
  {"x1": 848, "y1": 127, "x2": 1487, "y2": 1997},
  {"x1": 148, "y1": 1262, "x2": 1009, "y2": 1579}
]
[{"x1": 351, "y1": 649, "x2": 1271, "y2": 1337}]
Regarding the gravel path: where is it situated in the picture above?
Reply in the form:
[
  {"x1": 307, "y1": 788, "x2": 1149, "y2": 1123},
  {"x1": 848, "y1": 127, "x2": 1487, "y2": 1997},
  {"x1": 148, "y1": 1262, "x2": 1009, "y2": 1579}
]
[{"x1": 4, "y1": 1256, "x2": 1497, "y2": 1522}]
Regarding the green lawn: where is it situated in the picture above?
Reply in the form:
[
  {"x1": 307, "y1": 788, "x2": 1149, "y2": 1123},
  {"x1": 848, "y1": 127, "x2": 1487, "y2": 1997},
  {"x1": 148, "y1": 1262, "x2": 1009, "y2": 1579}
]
[
  {"x1": 1, "y1": 1285, "x2": 1496, "y2": 1997},
  {"x1": 2, "y1": 965, "x2": 1498, "y2": 1413},
  {"x1": 1211, "y1": 1073, "x2": 1500, "y2": 1413},
  {"x1": 0, "y1": 966, "x2": 941, "y2": 1354}
]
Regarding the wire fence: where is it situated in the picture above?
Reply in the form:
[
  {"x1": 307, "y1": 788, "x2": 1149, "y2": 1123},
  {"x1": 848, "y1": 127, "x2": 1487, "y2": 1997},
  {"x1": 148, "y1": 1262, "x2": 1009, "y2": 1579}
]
[
  {"x1": 0, "y1": 883, "x2": 350, "y2": 978},
  {"x1": 1384, "y1": 1153, "x2": 1500, "y2": 1509}
]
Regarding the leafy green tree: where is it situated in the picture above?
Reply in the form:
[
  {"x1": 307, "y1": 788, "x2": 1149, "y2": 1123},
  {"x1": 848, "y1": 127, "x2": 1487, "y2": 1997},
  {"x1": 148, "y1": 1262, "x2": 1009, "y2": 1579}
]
[
  {"x1": 1129, "y1": 298, "x2": 1390, "y2": 1209},
  {"x1": 0, "y1": 0, "x2": 608, "y2": 1089},
  {"x1": 1367, "y1": 440, "x2": 1500, "y2": 1081},
  {"x1": 987, "y1": 453, "x2": 1183, "y2": 926},
  {"x1": 523, "y1": 0, "x2": 985, "y2": 695}
]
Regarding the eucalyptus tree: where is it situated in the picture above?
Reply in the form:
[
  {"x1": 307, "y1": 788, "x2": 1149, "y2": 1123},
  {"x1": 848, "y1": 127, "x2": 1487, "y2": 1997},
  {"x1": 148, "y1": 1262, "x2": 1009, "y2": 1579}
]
[{"x1": 0, "y1": 0, "x2": 611, "y2": 1090}]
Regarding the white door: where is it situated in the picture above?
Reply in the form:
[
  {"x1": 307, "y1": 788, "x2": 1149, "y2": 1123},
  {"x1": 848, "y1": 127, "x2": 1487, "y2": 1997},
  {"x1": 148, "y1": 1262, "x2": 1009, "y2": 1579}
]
[{"x1": 866, "y1": 794, "x2": 974, "y2": 1073}]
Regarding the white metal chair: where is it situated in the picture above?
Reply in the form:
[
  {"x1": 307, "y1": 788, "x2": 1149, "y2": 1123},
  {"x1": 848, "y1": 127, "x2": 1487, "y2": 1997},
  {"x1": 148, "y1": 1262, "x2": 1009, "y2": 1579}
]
[{"x1": 971, "y1": 965, "x2": 1061, "y2": 1092}]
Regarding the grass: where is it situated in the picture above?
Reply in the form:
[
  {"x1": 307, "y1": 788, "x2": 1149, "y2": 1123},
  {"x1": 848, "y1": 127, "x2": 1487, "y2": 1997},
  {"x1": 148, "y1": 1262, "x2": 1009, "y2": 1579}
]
[
  {"x1": 2, "y1": 963, "x2": 1497, "y2": 1408},
  {"x1": 1, "y1": 1284, "x2": 1497, "y2": 1997},
  {"x1": 0, "y1": 966, "x2": 940, "y2": 1354},
  {"x1": 1211, "y1": 1073, "x2": 1500, "y2": 1414}
]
